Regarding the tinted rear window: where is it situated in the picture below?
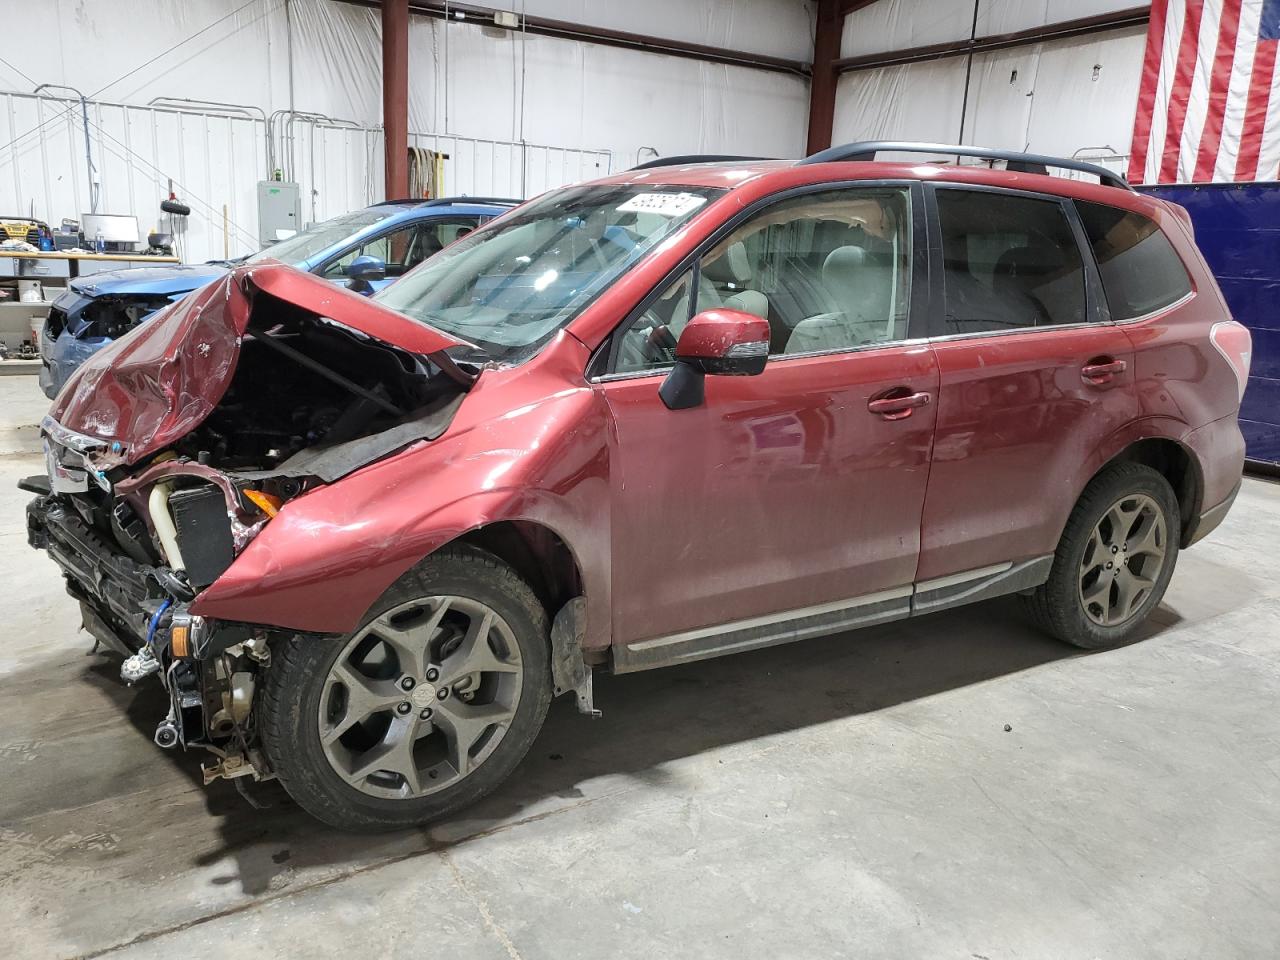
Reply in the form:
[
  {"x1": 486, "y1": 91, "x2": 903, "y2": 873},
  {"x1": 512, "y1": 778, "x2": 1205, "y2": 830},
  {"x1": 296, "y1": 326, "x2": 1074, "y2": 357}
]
[
  {"x1": 936, "y1": 189, "x2": 1087, "y2": 333},
  {"x1": 1076, "y1": 202, "x2": 1192, "y2": 320}
]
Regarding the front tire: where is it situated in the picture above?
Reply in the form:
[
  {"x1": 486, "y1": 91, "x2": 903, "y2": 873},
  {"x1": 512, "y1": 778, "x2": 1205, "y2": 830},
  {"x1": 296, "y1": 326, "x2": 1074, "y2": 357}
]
[
  {"x1": 260, "y1": 545, "x2": 552, "y2": 831},
  {"x1": 1024, "y1": 462, "x2": 1180, "y2": 649}
]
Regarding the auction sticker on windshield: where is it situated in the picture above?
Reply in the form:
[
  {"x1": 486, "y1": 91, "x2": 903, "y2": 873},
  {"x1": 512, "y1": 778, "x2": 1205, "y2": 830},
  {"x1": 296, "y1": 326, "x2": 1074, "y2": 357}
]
[{"x1": 616, "y1": 193, "x2": 708, "y2": 217}]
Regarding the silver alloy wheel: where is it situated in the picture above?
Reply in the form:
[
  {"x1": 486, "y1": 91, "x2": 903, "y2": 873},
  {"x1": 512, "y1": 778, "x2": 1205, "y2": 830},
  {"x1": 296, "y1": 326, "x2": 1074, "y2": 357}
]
[
  {"x1": 1078, "y1": 492, "x2": 1168, "y2": 627},
  {"x1": 318, "y1": 596, "x2": 524, "y2": 799}
]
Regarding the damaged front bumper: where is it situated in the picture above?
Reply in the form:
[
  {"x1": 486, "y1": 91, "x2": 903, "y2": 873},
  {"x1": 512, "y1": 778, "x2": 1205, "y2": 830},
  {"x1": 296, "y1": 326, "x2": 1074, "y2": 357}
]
[{"x1": 26, "y1": 431, "x2": 277, "y2": 784}]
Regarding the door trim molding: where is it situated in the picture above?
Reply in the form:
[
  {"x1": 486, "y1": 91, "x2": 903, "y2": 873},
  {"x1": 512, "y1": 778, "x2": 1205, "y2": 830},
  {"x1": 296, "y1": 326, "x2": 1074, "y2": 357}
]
[{"x1": 611, "y1": 555, "x2": 1054, "y2": 673}]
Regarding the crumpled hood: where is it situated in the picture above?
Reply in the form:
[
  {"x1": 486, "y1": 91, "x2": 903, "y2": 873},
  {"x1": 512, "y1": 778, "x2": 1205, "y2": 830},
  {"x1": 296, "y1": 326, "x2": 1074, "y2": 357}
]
[
  {"x1": 70, "y1": 263, "x2": 230, "y2": 298},
  {"x1": 48, "y1": 261, "x2": 469, "y2": 469}
]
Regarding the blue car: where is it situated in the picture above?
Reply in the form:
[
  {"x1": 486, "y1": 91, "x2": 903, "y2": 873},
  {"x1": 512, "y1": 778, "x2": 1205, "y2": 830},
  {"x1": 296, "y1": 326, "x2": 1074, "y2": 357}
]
[{"x1": 39, "y1": 196, "x2": 518, "y2": 398}]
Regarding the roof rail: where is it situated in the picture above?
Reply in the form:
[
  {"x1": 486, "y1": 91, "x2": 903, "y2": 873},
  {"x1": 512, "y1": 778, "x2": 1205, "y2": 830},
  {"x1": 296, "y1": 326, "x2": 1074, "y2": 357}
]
[
  {"x1": 372, "y1": 196, "x2": 522, "y2": 207},
  {"x1": 419, "y1": 196, "x2": 523, "y2": 207},
  {"x1": 798, "y1": 141, "x2": 1132, "y2": 191},
  {"x1": 631, "y1": 154, "x2": 774, "y2": 171}
]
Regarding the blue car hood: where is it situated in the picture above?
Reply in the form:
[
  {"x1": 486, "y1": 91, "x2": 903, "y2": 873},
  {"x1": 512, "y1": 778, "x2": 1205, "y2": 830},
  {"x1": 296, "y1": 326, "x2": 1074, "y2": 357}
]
[{"x1": 70, "y1": 263, "x2": 230, "y2": 298}]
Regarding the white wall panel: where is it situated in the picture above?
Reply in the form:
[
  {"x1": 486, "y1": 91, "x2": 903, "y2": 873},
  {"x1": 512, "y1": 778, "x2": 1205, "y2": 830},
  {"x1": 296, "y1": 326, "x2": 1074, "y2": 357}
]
[
  {"x1": 525, "y1": 0, "x2": 816, "y2": 62},
  {"x1": 0, "y1": 0, "x2": 291, "y2": 114},
  {"x1": 840, "y1": 0, "x2": 979, "y2": 59},
  {"x1": 833, "y1": 58, "x2": 970, "y2": 147},
  {"x1": 977, "y1": 0, "x2": 1146, "y2": 37},
  {"x1": 288, "y1": 0, "x2": 385, "y2": 122},
  {"x1": 833, "y1": 27, "x2": 1145, "y2": 170},
  {"x1": 965, "y1": 28, "x2": 1146, "y2": 159},
  {"x1": 840, "y1": 0, "x2": 1144, "y2": 59}
]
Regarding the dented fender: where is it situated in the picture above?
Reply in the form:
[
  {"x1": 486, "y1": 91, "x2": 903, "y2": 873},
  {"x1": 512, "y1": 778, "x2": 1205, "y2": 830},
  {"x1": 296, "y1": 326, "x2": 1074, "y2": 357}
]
[{"x1": 191, "y1": 336, "x2": 615, "y2": 646}]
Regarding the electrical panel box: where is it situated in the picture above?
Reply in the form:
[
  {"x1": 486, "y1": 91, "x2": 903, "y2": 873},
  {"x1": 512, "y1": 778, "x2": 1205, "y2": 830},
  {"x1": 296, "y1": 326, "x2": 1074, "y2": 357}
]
[{"x1": 256, "y1": 181, "x2": 301, "y2": 247}]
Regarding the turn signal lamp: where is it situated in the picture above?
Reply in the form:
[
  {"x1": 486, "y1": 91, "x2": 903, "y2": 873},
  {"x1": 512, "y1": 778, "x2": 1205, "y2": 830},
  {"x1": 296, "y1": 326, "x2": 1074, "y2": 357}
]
[{"x1": 244, "y1": 489, "x2": 282, "y2": 517}]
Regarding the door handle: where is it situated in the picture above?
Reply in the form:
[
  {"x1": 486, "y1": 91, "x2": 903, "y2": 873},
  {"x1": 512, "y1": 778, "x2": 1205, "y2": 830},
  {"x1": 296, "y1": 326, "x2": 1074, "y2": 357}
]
[
  {"x1": 868, "y1": 390, "x2": 932, "y2": 420},
  {"x1": 1081, "y1": 358, "x2": 1127, "y2": 384}
]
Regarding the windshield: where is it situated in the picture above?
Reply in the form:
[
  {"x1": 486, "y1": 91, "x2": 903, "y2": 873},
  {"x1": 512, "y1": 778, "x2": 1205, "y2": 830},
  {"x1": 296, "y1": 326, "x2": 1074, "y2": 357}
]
[
  {"x1": 374, "y1": 184, "x2": 725, "y2": 362},
  {"x1": 244, "y1": 207, "x2": 395, "y2": 266}
]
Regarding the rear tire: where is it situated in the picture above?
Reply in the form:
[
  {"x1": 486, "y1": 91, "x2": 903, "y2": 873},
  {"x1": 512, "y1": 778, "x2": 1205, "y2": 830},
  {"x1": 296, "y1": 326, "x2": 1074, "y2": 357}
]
[
  {"x1": 1023, "y1": 462, "x2": 1180, "y2": 649},
  {"x1": 260, "y1": 545, "x2": 552, "y2": 832}
]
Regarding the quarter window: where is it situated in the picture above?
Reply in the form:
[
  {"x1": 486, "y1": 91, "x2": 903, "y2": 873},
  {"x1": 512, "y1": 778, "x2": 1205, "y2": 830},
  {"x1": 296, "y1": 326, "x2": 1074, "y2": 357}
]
[
  {"x1": 614, "y1": 187, "x2": 913, "y2": 373},
  {"x1": 936, "y1": 189, "x2": 1087, "y2": 333},
  {"x1": 1076, "y1": 201, "x2": 1192, "y2": 320}
]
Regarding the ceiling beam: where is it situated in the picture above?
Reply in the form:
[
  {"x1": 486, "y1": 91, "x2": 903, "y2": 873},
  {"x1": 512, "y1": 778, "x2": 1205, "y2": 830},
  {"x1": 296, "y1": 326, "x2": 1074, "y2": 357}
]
[
  {"x1": 834, "y1": 5, "x2": 1151, "y2": 74},
  {"x1": 839, "y1": 0, "x2": 882, "y2": 15},
  {"x1": 341, "y1": 0, "x2": 810, "y2": 76}
]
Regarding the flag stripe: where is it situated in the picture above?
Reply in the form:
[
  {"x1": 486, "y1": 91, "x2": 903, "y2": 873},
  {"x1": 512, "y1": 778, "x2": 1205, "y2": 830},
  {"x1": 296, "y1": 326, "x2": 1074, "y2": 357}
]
[
  {"x1": 1252, "y1": 44, "x2": 1280, "y2": 176},
  {"x1": 1181, "y1": 0, "x2": 1224, "y2": 180},
  {"x1": 1214, "y1": 0, "x2": 1262, "y2": 180},
  {"x1": 1236, "y1": 37, "x2": 1277, "y2": 179},
  {"x1": 1145, "y1": 0, "x2": 1188, "y2": 183},
  {"x1": 1194, "y1": 0, "x2": 1243, "y2": 179},
  {"x1": 1160, "y1": 0, "x2": 1208, "y2": 182},
  {"x1": 1130, "y1": 0, "x2": 1174, "y2": 183}
]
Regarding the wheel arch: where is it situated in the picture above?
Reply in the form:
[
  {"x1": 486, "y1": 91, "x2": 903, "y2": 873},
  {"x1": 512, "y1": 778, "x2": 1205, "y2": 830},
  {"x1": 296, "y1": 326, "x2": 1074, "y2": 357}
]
[
  {"x1": 449, "y1": 519, "x2": 585, "y2": 623},
  {"x1": 1096, "y1": 436, "x2": 1203, "y2": 547}
]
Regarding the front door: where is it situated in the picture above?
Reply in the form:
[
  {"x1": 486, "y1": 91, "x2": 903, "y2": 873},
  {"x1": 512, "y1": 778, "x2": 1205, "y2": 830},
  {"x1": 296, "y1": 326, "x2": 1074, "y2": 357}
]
[
  {"x1": 597, "y1": 184, "x2": 938, "y2": 652},
  {"x1": 916, "y1": 185, "x2": 1139, "y2": 582}
]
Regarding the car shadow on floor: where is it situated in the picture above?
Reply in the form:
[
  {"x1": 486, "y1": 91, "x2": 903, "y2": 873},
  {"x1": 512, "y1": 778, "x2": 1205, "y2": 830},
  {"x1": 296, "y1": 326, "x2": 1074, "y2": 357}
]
[{"x1": 76, "y1": 594, "x2": 1182, "y2": 897}]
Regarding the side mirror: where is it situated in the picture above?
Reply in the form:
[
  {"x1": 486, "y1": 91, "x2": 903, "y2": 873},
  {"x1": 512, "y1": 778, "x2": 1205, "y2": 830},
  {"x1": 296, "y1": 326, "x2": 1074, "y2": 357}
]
[
  {"x1": 345, "y1": 255, "x2": 386, "y2": 294},
  {"x1": 659, "y1": 308, "x2": 769, "y2": 410}
]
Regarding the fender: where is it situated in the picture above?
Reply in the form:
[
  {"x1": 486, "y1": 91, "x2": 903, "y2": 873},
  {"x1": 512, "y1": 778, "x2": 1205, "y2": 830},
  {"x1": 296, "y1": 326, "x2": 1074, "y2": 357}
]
[
  {"x1": 192, "y1": 345, "x2": 614, "y2": 644},
  {"x1": 1070, "y1": 413, "x2": 1202, "y2": 523},
  {"x1": 1080, "y1": 415, "x2": 1196, "y2": 483}
]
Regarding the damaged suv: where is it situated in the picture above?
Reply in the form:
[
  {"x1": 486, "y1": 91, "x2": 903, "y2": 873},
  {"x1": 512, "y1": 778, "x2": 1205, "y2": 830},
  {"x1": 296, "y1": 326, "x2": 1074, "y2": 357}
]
[{"x1": 27, "y1": 143, "x2": 1251, "y2": 831}]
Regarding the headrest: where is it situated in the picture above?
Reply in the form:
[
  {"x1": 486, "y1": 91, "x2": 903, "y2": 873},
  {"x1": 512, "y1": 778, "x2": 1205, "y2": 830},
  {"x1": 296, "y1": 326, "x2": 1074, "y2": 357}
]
[
  {"x1": 702, "y1": 241, "x2": 751, "y2": 283},
  {"x1": 823, "y1": 245, "x2": 869, "y2": 282},
  {"x1": 994, "y1": 241, "x2": 1064, "y2": 278}
]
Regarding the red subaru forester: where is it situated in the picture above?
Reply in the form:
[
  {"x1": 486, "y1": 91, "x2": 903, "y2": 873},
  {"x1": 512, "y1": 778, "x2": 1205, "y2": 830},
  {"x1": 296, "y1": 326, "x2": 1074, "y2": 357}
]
[{"x1": 27, "y1": 142, "x2": 1251, "y2": 830}]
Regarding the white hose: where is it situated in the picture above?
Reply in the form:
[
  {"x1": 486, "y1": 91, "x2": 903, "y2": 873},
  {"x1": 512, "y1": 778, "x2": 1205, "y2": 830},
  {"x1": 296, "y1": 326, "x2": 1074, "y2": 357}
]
[{"x1": 148, "y1": 481, "x2": 186, "y2": 572}]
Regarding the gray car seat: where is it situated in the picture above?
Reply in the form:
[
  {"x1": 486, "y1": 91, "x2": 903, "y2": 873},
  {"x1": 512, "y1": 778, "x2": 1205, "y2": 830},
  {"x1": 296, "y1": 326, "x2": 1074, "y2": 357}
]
[
  {"x1": 669, "y1": 241, "x2": 767, "y2": 335},
  {"x1": 785, "y1": 245, "x2": 897, "y2": 354}
]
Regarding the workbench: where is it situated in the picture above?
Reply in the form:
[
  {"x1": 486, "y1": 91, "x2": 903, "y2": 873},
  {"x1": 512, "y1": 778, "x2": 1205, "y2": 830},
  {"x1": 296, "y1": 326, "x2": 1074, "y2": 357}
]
[{"x1": 0, "y1": 250, "x2": 181, "y2": 352}]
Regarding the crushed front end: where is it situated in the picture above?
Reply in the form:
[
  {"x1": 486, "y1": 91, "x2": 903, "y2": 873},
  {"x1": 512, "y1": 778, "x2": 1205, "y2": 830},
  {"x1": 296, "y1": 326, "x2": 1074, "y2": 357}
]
[
  {"x1": 25, "y1": 439, "x2": 281, "y2": 783},
  {"x1": 26, "y1": 262, "x2": 472, "y2": 788}
]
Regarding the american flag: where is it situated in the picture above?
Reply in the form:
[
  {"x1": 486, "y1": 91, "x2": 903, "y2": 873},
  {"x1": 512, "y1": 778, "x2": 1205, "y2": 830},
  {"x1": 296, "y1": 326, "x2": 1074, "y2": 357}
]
[{"x1": 1129, "y1": 0, "x2": 1280, "y2": 183}]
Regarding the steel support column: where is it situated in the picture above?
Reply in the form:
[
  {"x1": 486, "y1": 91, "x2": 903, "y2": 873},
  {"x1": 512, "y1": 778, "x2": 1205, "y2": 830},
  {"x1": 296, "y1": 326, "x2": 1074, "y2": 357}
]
[
  {"x1": 382, "y1": 0, "x2": 409, "y2": 199},
  {"x1": 807, "y1": 0, "x2": 882, "y2": 154},
  {"x1": 806, "y1": 0, "x2": 842, "y2": 155}
]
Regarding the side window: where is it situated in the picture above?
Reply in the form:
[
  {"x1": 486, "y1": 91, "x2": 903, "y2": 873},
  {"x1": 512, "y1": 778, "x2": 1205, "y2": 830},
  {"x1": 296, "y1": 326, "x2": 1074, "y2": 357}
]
[
  {"x1": 936, "y1": 189, "x2": 1087, "y2": 334},
  {"x1": 322, "y1": 218, "x2": 479, "y2": 280},
  {"x1": 1076, "y1": 201, "x2": 1192, "y2": 319},
  {"x1": 613, "y1": 187, "x2": 912, "y2": 373}
]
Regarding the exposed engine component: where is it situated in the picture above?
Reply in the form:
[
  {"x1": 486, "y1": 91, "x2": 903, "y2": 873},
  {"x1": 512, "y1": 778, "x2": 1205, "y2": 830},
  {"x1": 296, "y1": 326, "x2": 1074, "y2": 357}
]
[
  {"x1": 154, "y1": 716, "x2": 179, "y2": 749},
  {"x1": 121, "y1": 646, "x2": 160, "y2": 684},
  {"x1": 50, "y1": 294, "x2": 173, "y2": 341}
]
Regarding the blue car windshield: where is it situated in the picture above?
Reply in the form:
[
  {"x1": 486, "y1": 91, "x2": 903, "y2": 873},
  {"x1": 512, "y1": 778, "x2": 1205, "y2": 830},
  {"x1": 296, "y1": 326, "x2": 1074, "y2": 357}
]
[
  {"x1": 244, "y1": 208, "x2": 395, "y2": 266},
  {"x1": 373, "y1": 184, "x2": 725, "y2": 362}
]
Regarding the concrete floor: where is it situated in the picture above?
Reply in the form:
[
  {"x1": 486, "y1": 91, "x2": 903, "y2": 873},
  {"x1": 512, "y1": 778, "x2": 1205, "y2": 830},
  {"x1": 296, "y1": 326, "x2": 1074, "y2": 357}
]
[{"x1": 2, "y1": 375, "x2": 1279, "y2": 960}]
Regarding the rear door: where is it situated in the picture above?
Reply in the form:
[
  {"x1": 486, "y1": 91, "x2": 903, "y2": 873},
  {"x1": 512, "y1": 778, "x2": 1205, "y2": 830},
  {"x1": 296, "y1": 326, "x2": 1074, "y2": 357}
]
[
  {"x1": 597, "y1": 183, "x2": 938, "y2": 650},
  {"x1": 916, "y1": 184, "x2": 1138, "y2": 582}
]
